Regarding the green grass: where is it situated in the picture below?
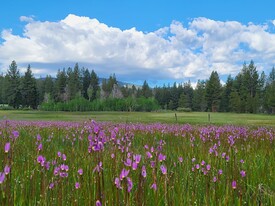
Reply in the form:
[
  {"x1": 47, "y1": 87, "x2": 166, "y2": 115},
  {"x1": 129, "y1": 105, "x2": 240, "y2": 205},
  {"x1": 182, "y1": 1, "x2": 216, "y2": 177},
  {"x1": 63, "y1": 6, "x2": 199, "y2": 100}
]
[{"x1": 1, "y1": 110, "x2": 275, "y2": 126}]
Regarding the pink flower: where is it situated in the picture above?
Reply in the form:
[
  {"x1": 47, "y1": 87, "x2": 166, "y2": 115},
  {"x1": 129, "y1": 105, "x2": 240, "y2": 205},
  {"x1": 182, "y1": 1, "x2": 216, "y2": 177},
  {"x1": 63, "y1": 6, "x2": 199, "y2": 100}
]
[
  {"x1": 232, "y1": 180, "x2": 237, "y2": 189},
  {"x1": 4, "y1": 142, "x2": 10, "y2": 153}
]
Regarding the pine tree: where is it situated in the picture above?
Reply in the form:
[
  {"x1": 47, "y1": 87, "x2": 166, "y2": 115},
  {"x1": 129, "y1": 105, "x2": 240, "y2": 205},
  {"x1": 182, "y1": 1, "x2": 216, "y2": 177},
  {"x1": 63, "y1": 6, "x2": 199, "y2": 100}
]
[
  {"x1": 6, "y1": 60, "x2": 21, "y2": 108},
  {"x1": 21, "y1": 65, "x2": 38, "y2": 109},
  {"x1": 205, "y1": 71, "x2": 222, "y2": 112}
]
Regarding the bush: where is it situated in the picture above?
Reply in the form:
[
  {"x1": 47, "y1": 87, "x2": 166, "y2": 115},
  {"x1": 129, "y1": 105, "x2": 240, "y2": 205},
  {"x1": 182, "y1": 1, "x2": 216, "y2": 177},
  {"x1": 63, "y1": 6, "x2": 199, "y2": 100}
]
[{"x1": 177, "y1": 107, "x2": 192, "y2": 112}]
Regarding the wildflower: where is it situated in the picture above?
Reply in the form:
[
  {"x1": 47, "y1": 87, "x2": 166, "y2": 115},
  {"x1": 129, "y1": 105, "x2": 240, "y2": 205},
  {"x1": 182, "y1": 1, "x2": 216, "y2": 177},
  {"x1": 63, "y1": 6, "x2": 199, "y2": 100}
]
[
  {"x1": 141, "y1": 165, "x2": 146, "y2": 178},
  {"x1": 232, "y1": 180, "x2": 237, "y2": 189},
  {"x1": 12, "y1": 131, "x2": 19, "y2": 138},
  {"x1": 95, "y1": 200, "x2": 101, "y2": 206},
  {"x1": 124, "y1": 158, "x2": 132, "y2": 167},
  {"x1": 218, "y1": 169, "x2": 223, "y2": 175},
  {"x1": 213, "y1": 176, "x2": 217, "y2": 182},
  {"x1": 114, "y1": 177, "x2": 122, "y2": 189},
  {"x1": 62, "y1": 154, "x2": 66, "y2": 161},
  {"x1": 49, "y1": 182, "x2": 54, "y2": 189},
  {"x1": 195, "y1": 164, "x2": 200, "y2": 169},
  {"x1": 160, "y1": 165, "x2": 167, "y2": 175},
  {"x1": 178, "y1": 157, "x2": 183, "y2": 163},
  {"x1": 57, "y1": 151, "x2": 62, "y2": 157},
  {"x1": 146, "y1": 152, "x2": 153, "y2": 159},
  {"x1": 93, "y1": 162, "x2": 103, "y2": 173},
  {"x1": 151, "y1": 183, "x2": 157, "y2": 191},
  {"x1": 78, "y1": 168, "x2": 83, "y2": 175},
  {"x1": 201, "y1": 160, "x2": 205, "y2": 166},
  {"x1": 0, "y1": 172, "x2": 5, "y2": 184},
  {"x1": 37, "y1": 155, "x2": 45, "y2": 165},
  {"x1": 120, "y1": 168, "x2": 129, "y2": 180},
  {"x1": 158, "y1": 153, "x2": 166, "y2": 162},
  {"x1": 150, "y1": 161, "x2": 156, "y2": 168},
  {"x1": 36, "y1": 134, "x2": 42, "y2": 141},
  {"x1": 206, "y1": 164, "x2": 211, "y2": 171},
  {"x1": 225, "y1": 155, "x2": 230, "y2": 162},
  {"x1": 96, "y1": 200, "x2": 102, "y2": 206},
  {"x1": 4, "y1": 165, "x2": 10, "y2": 175},
  {"x1": 75, "y1": 182, "x2": 80, "y2": 189},
  {"x1": 132, "y1": 162, "x2": 138, "y2": 170},
  {"x1": 192, "y1": 157, "x2": 196, "y2": 162},
  {"x1": 4, "y1": 142, "x2": 10, "y2": 153},
  {"x1": 240, "y1": 159, "x2": 244, "y2": 164},
  {"x1": 240, "y1": 170, "x2": 246, "y2": 177},
  {"x1": 134, "y1": 154, "x2": 141, "y2": 163},
  {"x1": 111, "y1": 153, "x2": 115, "y2": 159},
  {"x1": 127, "y1": 177, "x2": 133, "y2": 192},
  {"x1": 37, "y1": 143, "x2": 42, "y2": 151}
]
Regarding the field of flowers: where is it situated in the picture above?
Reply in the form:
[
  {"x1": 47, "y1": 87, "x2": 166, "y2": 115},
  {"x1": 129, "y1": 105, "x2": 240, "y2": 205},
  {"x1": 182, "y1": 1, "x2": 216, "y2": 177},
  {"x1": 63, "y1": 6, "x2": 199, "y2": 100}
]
[{"x1": 0, "y1": 119, "x2": 274, "y2": 205}]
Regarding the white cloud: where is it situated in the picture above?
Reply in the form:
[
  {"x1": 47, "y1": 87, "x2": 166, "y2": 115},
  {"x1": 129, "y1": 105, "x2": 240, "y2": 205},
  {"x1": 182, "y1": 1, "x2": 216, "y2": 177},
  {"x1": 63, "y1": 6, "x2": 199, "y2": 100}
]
[{"x1": 1, "y1": 14, "x2": 275, "y2": 84}]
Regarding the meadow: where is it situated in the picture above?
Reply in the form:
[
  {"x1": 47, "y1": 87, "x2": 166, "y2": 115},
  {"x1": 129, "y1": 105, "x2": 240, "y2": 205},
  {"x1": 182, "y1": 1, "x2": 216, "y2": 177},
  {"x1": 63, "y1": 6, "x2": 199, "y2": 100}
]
[
  {"x1": 0, "y1": 117, "x2": 274, "y2": 205},
  {"x1": 1, "y1": 110, "x2": 275, "y2": 126}
]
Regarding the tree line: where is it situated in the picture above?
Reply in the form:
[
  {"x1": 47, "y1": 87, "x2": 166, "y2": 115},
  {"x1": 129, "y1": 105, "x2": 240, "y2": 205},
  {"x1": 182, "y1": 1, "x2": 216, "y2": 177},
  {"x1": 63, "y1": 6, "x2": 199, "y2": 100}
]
[{"x1": 1, "y1": 60, "x2": 275, "y2": 113}]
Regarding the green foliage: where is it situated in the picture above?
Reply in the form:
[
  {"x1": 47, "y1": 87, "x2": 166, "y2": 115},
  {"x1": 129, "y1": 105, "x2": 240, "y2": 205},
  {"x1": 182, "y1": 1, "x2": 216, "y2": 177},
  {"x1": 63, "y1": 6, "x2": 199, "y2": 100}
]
[{"x1": 176, "y1": 107, "x2": 192, "y2": 112}]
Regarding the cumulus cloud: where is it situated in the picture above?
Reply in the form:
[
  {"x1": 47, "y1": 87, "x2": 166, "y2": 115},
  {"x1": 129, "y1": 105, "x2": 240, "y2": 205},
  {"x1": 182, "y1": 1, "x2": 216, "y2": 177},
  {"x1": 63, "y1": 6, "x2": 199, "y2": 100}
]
[{"x1": 1, "y1": 14, "x2": 275, "y2": 85}]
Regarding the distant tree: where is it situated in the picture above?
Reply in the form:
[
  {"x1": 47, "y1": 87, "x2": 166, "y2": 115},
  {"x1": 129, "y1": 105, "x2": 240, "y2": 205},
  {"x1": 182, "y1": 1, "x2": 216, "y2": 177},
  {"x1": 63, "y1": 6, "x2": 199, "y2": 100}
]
[
  {"x1": 89, "y1": 70, "x2": 99, "y2": 101},
  {"x1": 21, "y1": 64, "x2": 38, "y2": 109},
  {"x1": 205, "y1": 71, "x2": 222, "y2": 112},
  {"x1": 54, "y1": 68, "x2": 67, "y2": 102},
  {"x1": 192, "y1": 80, "x2": 207, "y2": 111},
  {"x1": 6, "y1": 60, "x2": 22, "y2": 108},
  {"x1": 220, "y1": 75, "x2": 233, "y2": 112},
  {"x1": 141, "y1": 80, "x2": 152, "y2": 98},
  {"x1": 82, "y1": 68, "x2": 91, "y2": 100}
]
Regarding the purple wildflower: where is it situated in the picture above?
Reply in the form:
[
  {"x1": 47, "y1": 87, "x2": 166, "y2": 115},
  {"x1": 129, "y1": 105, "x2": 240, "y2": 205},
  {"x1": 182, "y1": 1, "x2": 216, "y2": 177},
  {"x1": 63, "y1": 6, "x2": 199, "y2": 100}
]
[
  {"x1": 120, "y1": 168, "x2": 129, "y2": 180},
  {"x1": 62, "y1": 154, "x2": 66, "y2": 161},
  {"x1": 158, "y1": 153, "x2": 166, "y2": 162},
  {"x1": 57, "y1": 151, "x2": 62, "y2": 157},
  {"x1": 75, "y1": 182, "x2": 80, "y2": 189},
  {"x1": 114, "y1": 177, "x2": 122, "y2": 189},
  {"x1": 141, "y1": 165, "x2": 146, "y2": 178},
  {"x1": 0, "y1": 172, "x2": 5, "y2": 184},
  {"x1": 127, "y1": 177, "x2": 133, "y2": 192},
  {"x1": 134, "y1": 154, "x2": 141, "y2": 163},
  {"x1": 218, "y1": 169, "x2": 223, "y2": 175},
  {"x1": 160, "y1": 165, "x2": 167, "y2": 175},
  {"x1": 78, "y1": 168, "x2": 83, "y2": 175},
  {"x1": 49, "y1": 182, "x2": 54, "y2": 189},
  {"x1": 96, "y1": 200, "x2": 102, "y2": 206},
  {"x1": 37, "y1": 155, "x2": 45, "y2": 165},
  {"x1": 12, "y1": 131, "x2": 19, "y2": 138},
  {"x1": 201, "y1": 160, "x2": 205, "y2": 166},
  {"x1": 206, "y1": 164, "x2": 211, "y2": 171},
  {"x1": 37, "y1": 143, "x2": 42, "y2": 151},
  {"x1": 4, "y1": 142, "x2": 10, "y2": 153},
  {"x1": 146, "y1": 152, "x2": 153, "y2": 159},
  {"x1": 213, "y1": 176, "x2": 217, "y2": 182},
  {"x1": 124, "y1": 158, "x2": 132, "y2": 167},
  {"x1": 232, "y1": 180, "x2": 237, "y2": 189},
  {"x1": 151, "y1": 183, "x2": 157, "y2": 191},
  {"x1": 178, "y1": 157, "x2": 183, "y2": 163},
  {"x1": 132, "y1": 162, "x2": 138, "y2": 170},
  {"x1": 150, "y1": 161, "x2": 156, "y2": 168},
  {"x1": 240, "y1": 159, "x2": 244, "y2": 164},
  {"x1": 4, "y1": 165, "x2": 10, "y2": 175},
  {"x1": 192, "y1": 157, "x2": 196, "y2": 162},
  {"x1": 195, "y1": 164, "x2": 200, "y2": 169},
  {"x1": 240, "y1": 170, "x2": 246, "y2": 177}
]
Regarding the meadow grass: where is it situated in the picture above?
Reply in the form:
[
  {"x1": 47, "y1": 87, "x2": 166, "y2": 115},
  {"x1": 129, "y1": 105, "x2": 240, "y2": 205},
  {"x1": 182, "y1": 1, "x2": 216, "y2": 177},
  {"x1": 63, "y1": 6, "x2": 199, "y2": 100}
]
[
  {"x1": 1, "y1": 110, "x2": 275, "y2": 126},
  {"x1": 0, "y1": 120, "x2": 274, "y2": 205}
]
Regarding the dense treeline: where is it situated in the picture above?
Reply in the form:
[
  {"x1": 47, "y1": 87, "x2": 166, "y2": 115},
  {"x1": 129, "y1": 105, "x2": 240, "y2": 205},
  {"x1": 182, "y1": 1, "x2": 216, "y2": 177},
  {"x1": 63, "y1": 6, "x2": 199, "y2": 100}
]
[{"x1": 1, "y1": 60, "x2": 275, "y2": 113}]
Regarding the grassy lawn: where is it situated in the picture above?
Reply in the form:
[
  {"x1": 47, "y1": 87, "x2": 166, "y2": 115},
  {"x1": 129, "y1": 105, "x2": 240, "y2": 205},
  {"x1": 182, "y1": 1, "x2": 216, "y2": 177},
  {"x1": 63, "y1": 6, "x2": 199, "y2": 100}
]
[{"x1": 0, "y1": 110, "x2": 275, "y2": 126}]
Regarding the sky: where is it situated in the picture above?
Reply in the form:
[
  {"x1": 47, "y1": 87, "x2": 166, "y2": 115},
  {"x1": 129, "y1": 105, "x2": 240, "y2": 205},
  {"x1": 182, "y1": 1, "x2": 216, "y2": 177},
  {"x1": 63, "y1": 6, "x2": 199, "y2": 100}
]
[{"x1": 1, "y1": 0, "x2": 275, "y2": 86}]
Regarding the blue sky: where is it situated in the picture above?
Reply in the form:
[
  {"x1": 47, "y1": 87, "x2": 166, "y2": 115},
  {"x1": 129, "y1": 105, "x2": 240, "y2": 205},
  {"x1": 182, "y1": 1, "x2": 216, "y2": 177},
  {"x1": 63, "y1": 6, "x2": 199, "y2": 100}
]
[{"x1": 1, "y1": 0, "x2": 275, "y2": 86}]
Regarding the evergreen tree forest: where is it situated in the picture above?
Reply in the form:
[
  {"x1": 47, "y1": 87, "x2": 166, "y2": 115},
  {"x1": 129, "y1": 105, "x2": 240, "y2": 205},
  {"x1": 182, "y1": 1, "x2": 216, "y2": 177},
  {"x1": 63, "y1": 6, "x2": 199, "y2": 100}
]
[{"x1": 1, "y1": 60, "x2": 275, "y2": 113}]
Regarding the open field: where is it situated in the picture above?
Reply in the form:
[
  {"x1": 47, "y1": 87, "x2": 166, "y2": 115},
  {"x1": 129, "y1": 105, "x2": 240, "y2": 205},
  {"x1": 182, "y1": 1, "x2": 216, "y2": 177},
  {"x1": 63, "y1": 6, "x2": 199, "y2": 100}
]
[
  {"x1": 0, "y1": 120, "x2": 274, "y2": 205},
  {"x1": 1, "y1": 110, "x2": 275, "y2": 126}
]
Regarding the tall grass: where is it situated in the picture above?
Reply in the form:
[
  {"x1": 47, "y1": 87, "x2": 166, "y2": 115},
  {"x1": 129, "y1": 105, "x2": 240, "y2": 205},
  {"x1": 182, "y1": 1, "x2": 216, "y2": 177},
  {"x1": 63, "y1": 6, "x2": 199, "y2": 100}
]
[{"x1": 0, "y1": 120, "x2": 274, "y2": 205}]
